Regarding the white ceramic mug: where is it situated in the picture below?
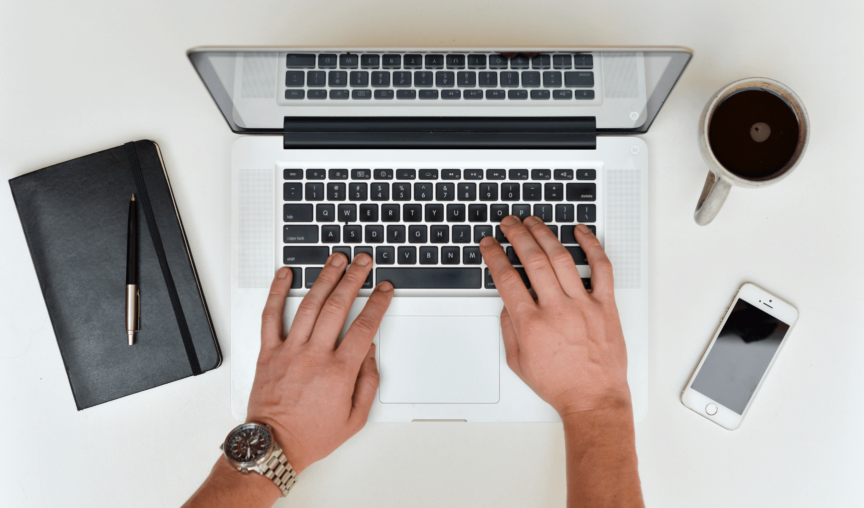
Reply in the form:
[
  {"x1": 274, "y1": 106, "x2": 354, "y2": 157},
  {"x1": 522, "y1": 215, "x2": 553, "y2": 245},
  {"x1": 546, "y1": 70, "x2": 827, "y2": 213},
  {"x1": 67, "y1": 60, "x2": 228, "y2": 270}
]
[{"x1": 694, "y1": 78, "x2": 810, "y2": 225}]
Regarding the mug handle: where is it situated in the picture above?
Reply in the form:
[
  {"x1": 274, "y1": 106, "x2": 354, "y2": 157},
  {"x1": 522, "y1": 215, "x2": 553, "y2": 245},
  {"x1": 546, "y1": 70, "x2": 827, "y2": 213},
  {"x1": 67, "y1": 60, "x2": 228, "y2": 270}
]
[{"x1": 694, "y1": 172, "x2": 732, "y2": 226}]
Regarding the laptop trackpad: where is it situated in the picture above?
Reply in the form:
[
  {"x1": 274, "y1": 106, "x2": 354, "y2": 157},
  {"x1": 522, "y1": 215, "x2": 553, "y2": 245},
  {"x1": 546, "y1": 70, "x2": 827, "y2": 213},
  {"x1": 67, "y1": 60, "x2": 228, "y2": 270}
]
[{"x1": 379, "y1": 315, "x2": 500, "y2": 404}]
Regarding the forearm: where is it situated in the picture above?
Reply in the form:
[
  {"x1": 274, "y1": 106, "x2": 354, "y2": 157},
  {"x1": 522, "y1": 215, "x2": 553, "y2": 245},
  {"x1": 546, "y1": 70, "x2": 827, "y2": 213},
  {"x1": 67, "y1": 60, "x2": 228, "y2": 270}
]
[
  {"x1": 182, "y1": 457, "x2": 282, "y2": 508},
  {"x1": 561, "y1": 400, "x2": 644, "y2": 508}
]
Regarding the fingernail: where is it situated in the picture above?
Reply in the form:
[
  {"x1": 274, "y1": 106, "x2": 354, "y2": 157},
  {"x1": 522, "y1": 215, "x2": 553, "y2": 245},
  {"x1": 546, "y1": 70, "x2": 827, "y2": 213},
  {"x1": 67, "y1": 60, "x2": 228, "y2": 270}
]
[
  {"x1": 329, "y1": 253, "x2": 346, "y2": 267},
  {"x1": 276, "y1": 267, "x2": 289, "y2": 279},
  {"x1": 369, "y1": 343, "x2": 376, "y2": 357},
  {"x1": 502, "y1": 215, "x2": 519, "y2": 226},
  {"x1": 577, "y1": 224, "x2": 592, "y2": 235},
  {"x1": 524, "y1": 216, "x2": 540, "y2": 226},
  {"x1": 354, "y1": 253, "x2": 370, "y2": 266},
  {"x1": 479, "y1": 235, "x2": 497, "y2": 247},
  {"x1": 377, "y1": 281, "x2": 393, "y2": 292}
]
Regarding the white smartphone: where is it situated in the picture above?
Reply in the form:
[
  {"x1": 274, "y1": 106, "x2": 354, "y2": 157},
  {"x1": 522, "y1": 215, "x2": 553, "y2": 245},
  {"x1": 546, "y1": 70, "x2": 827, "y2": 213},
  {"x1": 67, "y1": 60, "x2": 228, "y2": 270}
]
[{"x1": 681, "y1": 283, "x2": 798, "y2": 430}]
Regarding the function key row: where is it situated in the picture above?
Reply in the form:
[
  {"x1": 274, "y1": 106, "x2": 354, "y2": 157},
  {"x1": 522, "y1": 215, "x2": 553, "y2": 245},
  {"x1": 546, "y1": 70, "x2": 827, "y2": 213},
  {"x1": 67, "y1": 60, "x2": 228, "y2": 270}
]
[
  {"x1": 284, "y1": 168, "x2": 595, "y2": 181},
  {"x1": 285, "y1": 70, "x2": 594, "y2": 88},
  {"x1": 286, "y1": 53, "x2": 593, "y2": 70},
  {"x1": 285, "y1": 89, "x2": 594, "y2": 101}
]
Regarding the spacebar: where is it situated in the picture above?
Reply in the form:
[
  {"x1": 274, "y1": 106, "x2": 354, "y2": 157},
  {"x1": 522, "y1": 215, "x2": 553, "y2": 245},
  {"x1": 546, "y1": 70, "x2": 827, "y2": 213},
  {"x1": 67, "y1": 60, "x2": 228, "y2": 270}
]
[{"x1": 376, "y1": 268, "x2": 482, "y2": 289}]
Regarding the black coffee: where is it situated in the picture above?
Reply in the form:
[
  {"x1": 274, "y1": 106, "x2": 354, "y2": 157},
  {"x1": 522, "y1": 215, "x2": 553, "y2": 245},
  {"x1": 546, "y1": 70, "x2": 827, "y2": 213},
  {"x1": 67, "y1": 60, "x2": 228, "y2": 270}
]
[{"x1": 708, "y1": 89, "x2": 800, "y2": 180}]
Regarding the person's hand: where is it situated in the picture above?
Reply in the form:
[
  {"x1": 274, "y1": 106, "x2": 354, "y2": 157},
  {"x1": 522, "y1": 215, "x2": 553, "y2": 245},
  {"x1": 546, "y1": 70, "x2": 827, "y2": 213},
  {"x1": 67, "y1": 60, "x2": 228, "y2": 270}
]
[
  {"x1": 246, "y1": 252, "x2": 393, "y2": 474},
  {"x1": 479, "y1": 216, "x2": 630, "y2": 417}
]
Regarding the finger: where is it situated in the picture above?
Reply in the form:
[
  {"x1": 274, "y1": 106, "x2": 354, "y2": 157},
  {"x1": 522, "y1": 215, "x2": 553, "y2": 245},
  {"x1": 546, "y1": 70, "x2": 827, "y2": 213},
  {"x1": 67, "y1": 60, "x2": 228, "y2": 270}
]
[
  {"x1": 308, "y1": 253, "x2": 374, "y2": 350},
  {"x1": 348, "y1": 343, "x2": 380, "y2": 430},
  {"x1": 574, "y1": 224, "x2": 614, "y2": 300},
  {"x1": 499, "y1": 215, "x2": 564, "y2": 301},
  {"x1": 523, "y1": 217, "x2": 586, "y2": 298},
  {"x1": 337, "y1": 281, "x2": 394, "y2": 370},
  {"x1": 284, "y1": 253, "x2": 348, "y2": 347},
  {"x1": 479, "y1": 235, "x2": 535, "y2": 317},
  {"x1": 500, "y1": 306, "x2": 522, "y2": 378},
  {"x1": 260, "y1": 267, "x2": 293, "y2": 353}
]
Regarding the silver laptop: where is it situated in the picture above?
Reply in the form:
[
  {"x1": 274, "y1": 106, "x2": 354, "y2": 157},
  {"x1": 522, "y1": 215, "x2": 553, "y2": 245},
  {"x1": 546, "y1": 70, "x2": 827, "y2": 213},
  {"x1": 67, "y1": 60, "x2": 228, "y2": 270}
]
[{"x1": 188, "y1": 47, "x2": 691, "y2": 422}]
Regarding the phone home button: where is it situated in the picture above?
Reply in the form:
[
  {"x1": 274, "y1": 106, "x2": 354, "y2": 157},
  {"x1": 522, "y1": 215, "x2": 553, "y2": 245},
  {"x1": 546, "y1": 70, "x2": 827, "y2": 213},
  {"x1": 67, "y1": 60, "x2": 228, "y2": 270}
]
[{"x1": 705, "y1": 403, "x2": 718, "y2": 416}]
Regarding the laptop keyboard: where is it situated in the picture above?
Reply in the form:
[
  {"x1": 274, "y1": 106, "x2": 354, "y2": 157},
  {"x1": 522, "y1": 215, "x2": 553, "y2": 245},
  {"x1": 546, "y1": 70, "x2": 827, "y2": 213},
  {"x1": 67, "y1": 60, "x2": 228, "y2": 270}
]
[
  {"x1": 281, "y1": 166, "x2": 598, "y2": 290},
  {"x1": 281, "y1": 52, "x2": 596, "y2": 102}
]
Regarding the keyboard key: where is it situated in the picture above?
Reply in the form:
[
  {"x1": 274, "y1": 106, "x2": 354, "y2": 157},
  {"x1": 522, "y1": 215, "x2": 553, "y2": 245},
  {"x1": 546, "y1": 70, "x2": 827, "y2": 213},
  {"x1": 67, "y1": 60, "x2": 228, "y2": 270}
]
[
  {"x1": 431, "y1": 225, "x2": 449, "y2": 243},
  {"x1": 288, "y1": 267, "x2": 302, "y2": 289},
  {"x1": 547, "y1": 224, "x2": 558, "y2": 238},
  {"x1": 398, "y1": 246, "x2": 416, "y2": 265},
  {"x1": 487, "y1": 169, "x2": 506, "y2": 180},
  {"x1": 573, "y1": 54, "x2": 593, "y2": 69},
  {"x1": 508, "y1": 90, "x2": 527, "y2": 100},
  {"x1": 577, "y1": 204, "x2": 596, "y2": 222},
  {"x1": 425, "y1": 54, "x2": 444, "y2": 68},
  {"x1": 361, "y1": 54, "x2": 380, "y2": 68},
  {"x1": 382, "y1": 204, "x2": 400, "y2": 222},
  {"x1": 566, "y1": 183, "x2": 596, "y2": 201},
  {"x1": 305, "y1": 182, "x2": 324, "y2": 201},
  {"x1": 284, "y1": 204, "x2": 313, "y2": 222},
  {"x1": 420, "y1": 246, "x2": 438, "y2": 264},
  {"x1": 409, "y1": 225, "x2": 427, "y2": 243},
  {"x1": 285, "y1": 71, "x2": 304, "y2": 87},
  {"x1": 349, "y1": 182, "x2": 368, "y2": 201},
  {"x1": 396, "y1": 169, "x2": 416, "y2": 180},
  {"x1": 360, "y1": 204, "x2": 378, "y2": 222},
  {"x1": 382, "y1": 54, "x2": 401, "y2": 68},
  {"x1": 531, "y1": 90, "x2": 550, "y2": 100},
  {"x1": 553, "y1": 90, "x2": 572, "y2": 100},
  {"x1": 531, "y1": 169, "x2": 551, "y2": 180},
  {"x1": 468, "y1": 204, "x2": 487, "y2": 222},
  {"x1": 338, "y1": 204, "x2": 356, "y2": 222},
  {"x1": 374, "y1": 169, "x2": 394, "y2": 180},
  {"x1": 387, "y1": 225, "x2": 405, "y2": 243},
  {"x1": 494, "y1": 225, "x2": 507, "y2": 243},
  {"x1": 560, "y1": 225, "x2": 577, "y2": 244},
  {"x1": 308, "y1": 90, "x2": 327, "y2": 99},
  {"x1": 371, "y1": 71, "x2": 390, "y2": 87},
  {"x1": 283, "y1": 225, "x2": 318, "y2": 243},
  {"x1": 555, "y1": 169, "x2": 574, "y2": 180},
  {"x1": 350, "y1": 71, "x2": 369, "y2": 87},
  {"x1": 553, "y1": 54, "x2": 571, "y2": 69},
  {"x1": 468, "y1": 54, "x2": 487, "y2": 69},
  {"x1": 371, "y1": 182, "x2": 390, "y2": 201},
  {"x1": 445, "y1": 55, "x2": 465, "y2": 69},
  {"x1": 339, "y1": 54, "x2": 359, "y2": 68},
  {"x1": 501, "y1": 71, "x2": 519, "y2": 87},
  {"x1": 506, "y1": 247, "x2": 521, "y2": 265},
  {"x1": 511, "y1": 204, "x2": 530, "y2": 219},
  {"x1": 533, "y1": 204, "x2": 552, "y2": 222},
  {"x1": 414, "y1": 182, "x2": 433, "y2": 201},
  {"x1": 393, "y1": 182, "x2": 411, "y2": 200},
  {"x1": 522, "y1": 71, "x2": 540, "y2": 87},
  {"x1": 284, "y1": 168, "x2": 303, "y2": 180},
  {"x1": 509, "y1": 169, "x2": 528, "y2": 180},
  {"x1": 343, "y1": 225, "x2": 362, "y2": 243},
  {"x1": 425, "y1": 204, "x2": 444, "y2": 222},
  {"x1": 478, "y1": 72, "x2": 498, "y2": 87},
  {"x1": 577, "y1": 169, "x2": 596, "y2": 180},
  {"x1": 318, "y1": 54, "x2": 338, "y2": 68},
  {"x1": 415, "y1": 71, "x2": 434, "y2": 86},
  {"x1": 377, "y1": 246, "x2": 395, "y2": 264},
  {"x1": 404, "y1": 204, "x2": 422, "y2": 222},
  {"x1": 524, "y1": 183, "x2": 541, "y2": 201},
  {"x1": 486, "y1": 89, "x2": 506, "y2": 99},
  {"x1": 542, "y1": 71, "x2": 562, "y2": 87},
  {"x1": 283, "y1": 182, "x2": 302, "y2": 201},
  {"x1": 327, "y1": 182, "x2": 346, "y2": 201},
  {"x1": 564, "y1": 71, "x2": 594, "y2": 87},
  {"x1": 457, "y1": 71, "x2": 476, "y2": 87},
  {"x1": 322, "y1": 225, "x2": 340, "y2": 243},
  {"x1": 286, "y1": 54, "x2": 315, "y2": 68},
  {"x1": 465, "y1": 169, "x2": 484, "y2": 180},
  {"x1": 447, "y1": 204, "x2": 465, "y2": 222},
  {"x1": 545, "y1": 182, "x2": 564, "y2": 201},
  {"x1": 463, "y1": 247, "x2": 482, "y2": 265},
  {"x1": 489, "y1": 54, "x2": 508, "y2": 69},
  {"x1": 352, "y1": 169, "x2": 371, "y2": 180},
  {"x1": 464, "y1": 89, "x2": 483, "y2": 99},
  {"x1": 442, "y1": 90, "x2": 461, "y2": 100},
  {"x1": 284, "y1": 246, "x2": 329, "y2": 264},
  {"x1": 436, "y1": 182, "x2": 455, "y2": 201},
  {"x1": 441, "y1": 247, "x2": 460, "y2": 264},
  {"x1": 352, "y1": 89, "x2": 371, "y2": 100},
  {"x1": 480, "y1": 183, "x2": 498, "y2": 201},
  {"x1": 284, "y1": 90, "x2": 305, "y2": 100},
  {"x1": 366, "y1": 225, "x2": 384, "y2": 243},
  {"x1": 556, "y1": 204, "x2": 575, "y2": 222},
  {"x1": 397, "y1": 89, "x2": 416, "y2": 100},
  {"x1": 316, "y1": 203, "x2": 335, "y2": 222},
  {"x1": 531, "y1": 55, "x2": 551, "y2": 69},
  {"x1": 374, "y1": 89, "x2": 394, "y2": 99},
  {"x1": 355, "y1": 246, "x2": 373, "y2": 258},
  {"x1": 566, "y1": 246, "x2": 588, "y2": 265},
  {"x1": 442, "y1": 169, "x2": 460, "y2": 180},
  {"x1": 306, "y1": 168, "x2": 326, "y2": 180},
  {"x1": 404, "y1": 54, "x2": 423, "y2": 68},
  {"x1": 453, "y1": 225, "x2": 471, "y2": 243},
  {"x1": 575, "y1": 90, "x2": 595, "y2": 100},
  {"x1": 458, "y1": 183, "x2": 476, "y2": 201},
  {"x1": 329, "y1": 71, "x2": 348, "y2": 87},
  {"x1": 436, "y1": 71, "x2": 455, "y2": 87},
  {"x1": 329, "y1": 168, "x2": 348, "y2": 180},
  {"x1": 474, "y1": 225, "x2": 493, "y2": 243},
  {"x1": 510, "y1": 55, "x2": 530, "y2": 69},
  {"x1": 333, "y1": 246, "x2": 352, "y2": 260},
  {"x1": 329, "y1": 90, "x2": 349, "y2": 99},
  {"x1": 501, "y1": 183, "x2": 520, "y2": 201},
  {"x1": 377, "y1": 267, "x2": 481, "y2": 289},
  {"x1": 418, "y1": 169, "x2": 438, "y2": 180},
  {"x1": 393, "y1": 71, "x2": 412, "y2": 87},
  {"x1": 419, "y1": 89, "x2": 439, "y2": 99},
  {"x1": 305, "y1": 267, "x2": 322, "y2": 288}
]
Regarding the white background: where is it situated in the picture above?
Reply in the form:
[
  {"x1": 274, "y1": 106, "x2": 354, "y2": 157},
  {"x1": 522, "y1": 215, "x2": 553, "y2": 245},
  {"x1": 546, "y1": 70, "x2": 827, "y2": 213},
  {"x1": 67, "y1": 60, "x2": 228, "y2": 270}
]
[{"x1": 2, "y1": 0, "x2": 863, "y2": 506}]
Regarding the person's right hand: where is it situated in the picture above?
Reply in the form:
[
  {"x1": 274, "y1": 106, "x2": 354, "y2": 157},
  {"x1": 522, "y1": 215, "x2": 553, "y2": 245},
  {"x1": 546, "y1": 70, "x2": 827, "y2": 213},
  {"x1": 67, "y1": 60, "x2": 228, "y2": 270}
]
[{"x1": 479, "y1": 216, "x2": 631, "y2": 417}]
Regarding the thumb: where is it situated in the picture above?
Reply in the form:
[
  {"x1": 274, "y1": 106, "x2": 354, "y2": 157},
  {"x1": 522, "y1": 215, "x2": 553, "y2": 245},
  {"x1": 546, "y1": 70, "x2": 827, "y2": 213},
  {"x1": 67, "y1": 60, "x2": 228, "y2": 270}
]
[{"x1": 349, "y1": 344, "x2": 380, "y2": 431}]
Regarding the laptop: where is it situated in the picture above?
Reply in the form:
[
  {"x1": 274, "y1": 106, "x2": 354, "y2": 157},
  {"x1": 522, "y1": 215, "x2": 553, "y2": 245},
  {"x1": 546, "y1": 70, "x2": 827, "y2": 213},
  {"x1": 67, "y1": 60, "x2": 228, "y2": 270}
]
[{"x1": 188, "y1": 47, "x2": 691, "y2": 422}]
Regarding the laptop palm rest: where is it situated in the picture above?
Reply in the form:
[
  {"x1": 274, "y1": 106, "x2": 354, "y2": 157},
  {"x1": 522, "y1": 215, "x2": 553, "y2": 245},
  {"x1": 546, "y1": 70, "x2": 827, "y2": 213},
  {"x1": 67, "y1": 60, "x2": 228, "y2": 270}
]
[{"x1": 378, "y1": 315, "x2": 500, "y2": 404}]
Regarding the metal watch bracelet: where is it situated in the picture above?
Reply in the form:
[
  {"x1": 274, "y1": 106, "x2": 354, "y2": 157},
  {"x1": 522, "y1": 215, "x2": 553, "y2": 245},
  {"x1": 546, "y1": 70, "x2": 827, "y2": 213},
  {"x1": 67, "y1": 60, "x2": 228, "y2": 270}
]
[{"x1": 257, "y1": 445, "x2": 297, "y2": 497}]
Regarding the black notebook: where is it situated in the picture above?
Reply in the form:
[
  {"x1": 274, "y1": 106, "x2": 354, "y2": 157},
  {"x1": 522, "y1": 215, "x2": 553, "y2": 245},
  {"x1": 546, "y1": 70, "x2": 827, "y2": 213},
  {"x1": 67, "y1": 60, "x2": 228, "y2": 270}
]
[{"x1": 9, "y1": 140, "x2": 221, "y2": 410}]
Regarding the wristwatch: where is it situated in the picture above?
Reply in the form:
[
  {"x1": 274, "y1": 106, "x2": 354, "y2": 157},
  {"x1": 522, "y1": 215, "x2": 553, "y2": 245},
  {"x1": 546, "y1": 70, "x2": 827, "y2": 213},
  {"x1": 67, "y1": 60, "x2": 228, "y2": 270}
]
[{"x1": 220, "y1": 422, "x2": 297, "y2": 497}]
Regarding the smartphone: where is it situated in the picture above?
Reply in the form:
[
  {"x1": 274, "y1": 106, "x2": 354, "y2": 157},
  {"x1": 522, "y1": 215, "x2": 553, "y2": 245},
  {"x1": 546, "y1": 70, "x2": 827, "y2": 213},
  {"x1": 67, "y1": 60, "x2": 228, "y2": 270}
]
[{"x1": 681, "y1": 283, "x2": 798, "y2": 430}]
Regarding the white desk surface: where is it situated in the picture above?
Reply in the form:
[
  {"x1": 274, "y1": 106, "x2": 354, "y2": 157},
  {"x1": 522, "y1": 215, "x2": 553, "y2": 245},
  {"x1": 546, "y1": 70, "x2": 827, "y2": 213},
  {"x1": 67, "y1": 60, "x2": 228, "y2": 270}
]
[{"x1": 2, "y1": 1, "x2": 863, "y2": 506}]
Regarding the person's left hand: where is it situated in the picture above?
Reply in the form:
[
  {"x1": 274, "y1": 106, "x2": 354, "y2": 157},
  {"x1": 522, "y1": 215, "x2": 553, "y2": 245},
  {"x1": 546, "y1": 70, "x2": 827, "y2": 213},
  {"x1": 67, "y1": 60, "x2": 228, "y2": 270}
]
[{"x1": 246, "y1": 252, "x2": 393, "y2": 474}]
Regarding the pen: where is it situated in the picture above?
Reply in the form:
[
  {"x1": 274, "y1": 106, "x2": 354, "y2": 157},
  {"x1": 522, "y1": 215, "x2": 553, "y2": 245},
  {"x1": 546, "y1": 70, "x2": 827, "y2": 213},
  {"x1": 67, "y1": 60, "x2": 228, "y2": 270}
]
[{"x1": 126, "y1": 194, "x2": 140, "y2": 345}]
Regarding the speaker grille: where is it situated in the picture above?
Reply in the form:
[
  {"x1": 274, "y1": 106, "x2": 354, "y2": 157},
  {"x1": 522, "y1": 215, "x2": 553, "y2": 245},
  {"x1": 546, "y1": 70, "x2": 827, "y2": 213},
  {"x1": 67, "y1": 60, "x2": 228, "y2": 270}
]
[
  {"x1": 240, "y1": 53, "x2": 277, "y2": 99},
  {"x1": 602, "y1": 53, "x2": 639, "y2": 99},
  {"x1": 605, "y1": 170, "x2": 641, "y2": 289},
  {"x1": 238, "y1": 169, "x2": 274, "y2": 288}
]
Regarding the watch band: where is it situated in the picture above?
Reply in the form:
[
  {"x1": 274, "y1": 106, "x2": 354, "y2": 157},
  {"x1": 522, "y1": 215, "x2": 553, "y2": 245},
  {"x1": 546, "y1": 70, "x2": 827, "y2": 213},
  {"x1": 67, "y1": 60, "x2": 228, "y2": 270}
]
[{"x1": 258, "y1": 445, "x2": 297, "y2": 497}]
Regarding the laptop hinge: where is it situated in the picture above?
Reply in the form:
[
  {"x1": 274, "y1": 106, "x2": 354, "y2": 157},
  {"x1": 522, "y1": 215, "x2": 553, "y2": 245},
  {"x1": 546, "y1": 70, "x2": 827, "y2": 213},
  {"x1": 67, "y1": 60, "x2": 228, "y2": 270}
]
[{"x1": 283, "y1": 117, "x2": 596, "y2": 149}]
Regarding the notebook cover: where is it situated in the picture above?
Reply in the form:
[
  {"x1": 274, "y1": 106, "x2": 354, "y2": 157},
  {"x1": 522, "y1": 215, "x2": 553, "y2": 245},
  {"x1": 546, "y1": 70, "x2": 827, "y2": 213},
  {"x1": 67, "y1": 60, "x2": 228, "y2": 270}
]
[{"x1": 9, "y1": 140, "x2": 221, "y2": 410}]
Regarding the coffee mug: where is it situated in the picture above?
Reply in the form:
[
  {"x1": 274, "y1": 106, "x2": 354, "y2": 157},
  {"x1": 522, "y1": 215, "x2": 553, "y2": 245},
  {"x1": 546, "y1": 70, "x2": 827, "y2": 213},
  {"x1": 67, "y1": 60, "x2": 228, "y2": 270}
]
[{"x1": 694, "y1": 78, "x2": 809, "y2": 225}]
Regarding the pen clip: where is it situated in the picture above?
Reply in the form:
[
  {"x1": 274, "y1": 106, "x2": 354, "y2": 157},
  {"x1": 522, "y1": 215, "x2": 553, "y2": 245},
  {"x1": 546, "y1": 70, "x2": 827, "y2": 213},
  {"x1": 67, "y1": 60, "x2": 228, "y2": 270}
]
[{"x1": 135, "y1": 288, "x2": 140, "y2": 332}]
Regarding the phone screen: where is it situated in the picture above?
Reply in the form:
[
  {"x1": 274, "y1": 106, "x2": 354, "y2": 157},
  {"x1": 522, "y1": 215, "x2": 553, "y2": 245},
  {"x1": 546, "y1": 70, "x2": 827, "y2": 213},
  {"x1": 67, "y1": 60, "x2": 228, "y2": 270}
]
[{"x1": 691, "y1": 299, "x2": 790, "y2": 414}]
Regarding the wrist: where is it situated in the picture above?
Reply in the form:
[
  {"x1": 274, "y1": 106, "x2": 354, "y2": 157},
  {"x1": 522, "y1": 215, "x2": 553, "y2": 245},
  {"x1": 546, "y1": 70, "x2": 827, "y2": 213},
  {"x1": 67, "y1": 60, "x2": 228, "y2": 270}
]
[
  {"x1": 211, "y1": 456, "x2": 282, "y2": 504},
  {"x1": 554, "y1": 385, "x2": 633, "y2": 420},
  {"x1": 246, "y1": 416, "x2": 311, "y2": 475}
]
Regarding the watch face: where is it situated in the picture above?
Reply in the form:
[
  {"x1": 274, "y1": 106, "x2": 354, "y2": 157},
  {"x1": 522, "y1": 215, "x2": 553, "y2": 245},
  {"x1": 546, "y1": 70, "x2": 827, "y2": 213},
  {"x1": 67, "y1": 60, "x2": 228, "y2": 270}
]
[{"x1": 225, "y1": 424, "x2": 272, "y2": 464}]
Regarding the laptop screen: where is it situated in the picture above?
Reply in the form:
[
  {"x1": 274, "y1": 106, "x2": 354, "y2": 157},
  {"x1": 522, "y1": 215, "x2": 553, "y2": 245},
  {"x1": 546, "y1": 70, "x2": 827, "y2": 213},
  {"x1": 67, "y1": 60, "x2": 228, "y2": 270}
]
[{"x1": 188, "y1": 48, "x2": 691, "y2": 136}]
